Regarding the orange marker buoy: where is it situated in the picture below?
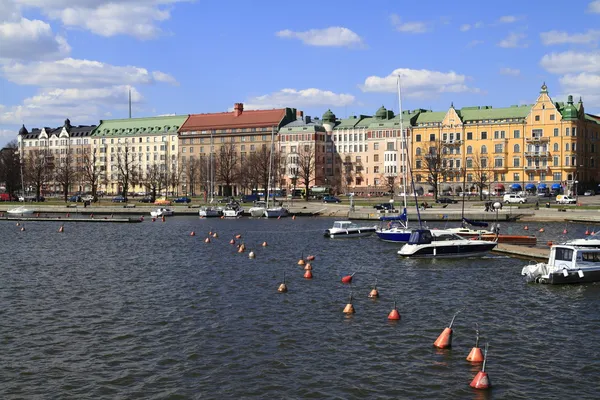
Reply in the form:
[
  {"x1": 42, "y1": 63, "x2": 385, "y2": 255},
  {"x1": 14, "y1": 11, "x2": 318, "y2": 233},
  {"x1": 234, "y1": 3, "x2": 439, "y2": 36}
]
[
  {"x1": 563, "y1": 228, "x2": 568, "y2": 234},
  {"x1": 298, "y1": 259, "x2": 305, "y2": 266},
  {"x1": 20, "y1": 226, "x2": 25, "y2": 231},
  {"x1": 278, "y1": 273, "x2": 288, "y2": 293},
  {"x1": 470, "y1": 343, "x2": 491, "y2": 389},
  {"x1": 238, "y1": 246, "x2": 245, "y2": 253},
  {"x1": 434, "y1": 311, "x2": 459, "y2": 349},
  {"x1": 306, "y1": 255, "x2": 315, "y2": 261},
  {"x1": 304, "y1": 263, "x2": 312, "y2": 271},
  {"x1": 524, "y1": 225, "x2": 528, "y2": 230},
  {"x1": 248, "y1": 251, "x2": 255, "y2": 259},
  {"x1": 303, "y1": 270, "x2": 313, "y2": 279},
  {"x1": 229, "y1": 239, "x2": 235, "y2": 245},
  {"x1": 190, "y1": 231, "x2": 196, "y2": 236},
  {"x1": 204, "y1": 237, "x2": 210, "y2": 243},
  {"x1": 466, "y1": 325, "x2": 484, "y2": 363},
  {"x1": 262, "y1": 241, "x2": 268, "y2": 247},
  {"x1": 539, "y1": 228, "x2": 544, "y2": 233},
  {"x1": 341, "y1": 272, "x2": 356, "y2": 284},
  {"x1": 343, "y1": 294, "x2": 355, "y2": 314},
  {"x1": 58, "y1": 225, "x2": 64, "y2": 233},
  {"x1": 388, "y1": 301, "x2": 401, "y2": 320},
  {"x1": 213, "y1": 232, "x2": 218, "y2": 238},
  {"x1": 235, "y1": 234, "x2": 242, "y2": 239},
  {"x1": 585, "y1": 229, "x2": 590, "y2": 235},
  {"x1": 368, "y1": 282, "x2": 379, "y2": 298},
  {"x1": 292, "y1": 215, "x2": 296, "y2": 220}
]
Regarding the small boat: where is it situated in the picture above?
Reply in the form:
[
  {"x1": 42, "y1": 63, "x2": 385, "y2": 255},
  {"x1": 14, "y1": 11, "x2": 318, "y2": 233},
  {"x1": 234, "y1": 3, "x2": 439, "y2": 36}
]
[
  {"x1": 265, "y1": 205, "x2": 288, "y2": 218},
  {"x1": 521, "y1": 244, "x2": 600, "y2": 284},
  {"x1": 375, "y1": 212, "x2": 412, "y2": 243},
  {"x1": 7, "y1": 206, "x2": 34, "y2": 215},
  {"x1": 448, "y1": 219, "x2": 537, "y2": 246},
  {"x1": 222, "y1": 202, "x2": 244, "y2": 218},
  {"x1": 150, "y1": 208, "x2": 174, "y2": 217},
  {"x1": 199, "y1": 206, "x2": 222, "y2": 218},
  {"x1": 564, "y1": 235, "x2": 600, "y2": 248},
  {"x1": 324, "y1": 221, "x2": 377, "y2": 238},
  {"x1": 249, "y1": 201, "x2": 267, "y2": 218},
  {"x1": 397, "y1": 229, "x2": 497, "y2": 258}
]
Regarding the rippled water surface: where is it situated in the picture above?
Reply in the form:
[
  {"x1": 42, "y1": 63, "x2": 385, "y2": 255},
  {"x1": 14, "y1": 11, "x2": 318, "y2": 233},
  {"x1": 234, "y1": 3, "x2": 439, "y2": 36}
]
[{"x1": 1, "y1": 216, "x2": 599, "y2": 399}]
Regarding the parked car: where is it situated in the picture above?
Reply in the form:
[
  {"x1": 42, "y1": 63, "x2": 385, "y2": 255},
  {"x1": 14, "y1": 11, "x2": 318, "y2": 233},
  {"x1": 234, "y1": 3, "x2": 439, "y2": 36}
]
[
  {"x1": 556, "y1": 195, "x2": 577, "y2": 204},
  {"x1": 82, "y1": 195, "x2": 94, "y2": 202},
  {"x1": 373, "y1": 203, "x2": 394, "y2": 210},
  {"x1": 139, "y1": 196, "x2": 153, "y2": 203},
  {"x1": 503, "y1": 194, "x2": 527, "y2": 204},
  {"x1": 0, "y1": 193, "x2": 17, "y2": 201},
  {"x1": 112, "y1": 195, "x2": 126, "y2": 203},
  {"x1": 322, "y1": 196, "x2": 341, "y2": 204},
  {"x1": 69, "y1": 195, "x2": 83, "y2": 202},
  {"x1": 173, "y1": 196, "x2": 191, "y2": 203},
  {"x1": 25, "y1": 195, "x2": 45, "y2": 202},
  {"x1": 584, "y1": 190, "x2": 595, "y2": 196},
  {"x1": 241, "y1": 194, "x2": 260, "y2": 203},
  {"x1": 436, "y1": 197, "x2": 458, "y2": 204}
]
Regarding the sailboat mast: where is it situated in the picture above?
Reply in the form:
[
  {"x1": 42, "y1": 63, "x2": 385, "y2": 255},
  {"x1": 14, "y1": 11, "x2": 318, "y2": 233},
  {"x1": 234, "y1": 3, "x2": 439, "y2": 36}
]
[
  {"x1": 266, "y1": 126, "x2": 274, "y2": 208},
  {"x1": 398, "y1": 76, "x2": 408, "y2": 216}
]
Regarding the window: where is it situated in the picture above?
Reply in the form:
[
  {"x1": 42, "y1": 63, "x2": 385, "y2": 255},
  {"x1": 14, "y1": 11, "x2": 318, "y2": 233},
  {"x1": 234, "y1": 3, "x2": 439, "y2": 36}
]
[
  {"x1": 374, "y1": 154, "x2": 379, "y2": 162},
  {"x1": 466, "y1": 158, "x2": 473, "y2": 168},
  {"x1": 554, "y1": 128, "x2": 559, "y2": 137},
  {"x1": 415, "y1": 148, "x2": 421, "y2": 156},
  {"x1": 374, "y1": 166, "x2": 379, "y2": 173},
  {"x1": 481, "y1": 145, "x2": 487, "y2": 154},
  {"x1": 467, "y1": 145, "x2": 472, "y2": 154},
  {"x1": 513, "y1": 157, "x2": 520, "y2": 167},
  {"x1": 514, "y1": 144, "x2": 520, "y2": 153},
  {"x1": 566, "y1": 127, "x2": 570, "y2": 136},
  {"x1": 566, "y1": 143, "x2": 570, "y2": 151},
  {"x1": 554, "y1": 156, "x2": 559, "y2": 166},
  {"x1": 481, "y1": 132, "x2": 487, "y2": 140},
  {"x1": 481, "y1": 158, "x2": 487, "y2": 168},
  {"x1": 374, "y1": 143, "x2": 379, "y2": 150},
  {"x1": 532, "y1": 129, "x2": 543, "y2": 138},
  {"x1": 494, "y1": 144, "x2": 503, "y2": 153},
  {"x1": 387, "y1": 142, "x2": 395, "y2": 151},
  {"x1": 416, "y1": 160, "x2": 422, "y2": 169},
  {"x1": 429, "y1": 134, "x2": 435, "y2": 141},
  {"x1": 467, "y1": 132, "x2": 473, "y2": 140},
  {"x1": 553, "y1": 172, "x2": 561, "y2": 181},
  {"x1": 553, "y1": 143, "x2": 559, "y2": 152},
  {"x1": 514, "y1": 130, "x2": 520, "y2": 139},
  {"x1": 416, "y1": 134, "x2": 421, "y2": 142},
  {"x1": 535, "y1": 115, "x2": 540, "y2": 121},
  {"x1": 550, "y1": 114, "x2": 555, "y2": 121},
  {"x1": 514, "y1": 173, "x2": 520, "y2": 182},
  {"x1": 494, "y1": 158, "x2": 503, "y2": 167}
]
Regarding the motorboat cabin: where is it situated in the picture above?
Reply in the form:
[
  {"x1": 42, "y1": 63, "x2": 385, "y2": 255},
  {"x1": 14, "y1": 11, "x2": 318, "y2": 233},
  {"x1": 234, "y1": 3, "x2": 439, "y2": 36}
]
[
  {"x1": 324, "y1": 221, "x2": 377, "y2": 238},
  {"x1": 521, "y1": 245, "x2": 600, "y2": 284},
  {"x1": 397, "y1": 229, "x2": 497, "y2": 258}
]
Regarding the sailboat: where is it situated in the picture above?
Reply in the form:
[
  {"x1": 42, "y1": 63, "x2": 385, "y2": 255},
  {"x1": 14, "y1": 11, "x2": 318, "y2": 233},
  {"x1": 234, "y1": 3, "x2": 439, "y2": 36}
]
[
  {"x1": 375, "y1": 76, "x2": 412, "y2": 243},
  {"x1": 264, "y1": 127, "x2": 288, "y2": 218},
  {"x1": 8, "y1": 150, "x2": 33, "y2": 215},
  {"x1": 199, "y1": 131, "x2": 223, "y2": 218}
]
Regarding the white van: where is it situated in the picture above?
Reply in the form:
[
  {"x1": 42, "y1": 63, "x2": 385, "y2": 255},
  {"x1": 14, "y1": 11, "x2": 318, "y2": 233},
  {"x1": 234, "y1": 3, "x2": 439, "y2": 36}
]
[
  {"x1": 503, "y1": 194, "x2": 527, "y2": 204},
  {"x1": 556, "y1": 195, "x2": 576, "y2": 204}
]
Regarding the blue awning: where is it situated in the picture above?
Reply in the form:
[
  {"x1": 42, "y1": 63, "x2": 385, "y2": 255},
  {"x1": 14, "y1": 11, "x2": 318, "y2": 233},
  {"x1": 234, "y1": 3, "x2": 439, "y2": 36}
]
[
  {"x1": 525, "y1": 183, "x2": 536, "y2": 190},
  {"x1": 511, "y1": 184, "x2": 522, "y2": 190},
  {"x1": 552, "y1": 183, "x2": 562, "y2": 190},
  {"x1": 538, "y1": 183, "x2": 547, "y2": 190}
]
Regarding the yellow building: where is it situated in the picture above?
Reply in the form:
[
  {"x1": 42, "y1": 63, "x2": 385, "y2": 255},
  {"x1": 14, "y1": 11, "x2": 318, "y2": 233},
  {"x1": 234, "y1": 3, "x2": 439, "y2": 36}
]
[{"x1": 411, "y1": 83, "x2": 600, "y2": 196}]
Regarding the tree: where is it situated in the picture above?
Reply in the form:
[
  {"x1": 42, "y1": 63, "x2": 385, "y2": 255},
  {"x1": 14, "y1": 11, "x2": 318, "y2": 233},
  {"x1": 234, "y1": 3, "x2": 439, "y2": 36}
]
[
  {"x1": 380, "y1": 173, "x2": 396, "y2": 199},
  {"x1": 115, "y1": 144, "x2": 138, "y2": 201},
  {"x1": 341, "y1": 156, "x2": 354, "y2": 196},
  {"x1": 168, "y1": 162, "x2": 183, "y2": 197},
  {"x1": 81, "y1": 150, "x2": 103, "y2": 201},
  {"x1": 417, "y1": 142, "x2": 448, "y2": 202},
  {"x1": 183, "y1": 156, "x2": 204, "y2": 196},
  {"x1": 0, "y1": 141, "x2": 22, "y2": 196},
  {"x1": 471, "y1": 151, "x2": 493, "y2": 200},
  {"x1": 23, "y1": 149, "x2": 51, "y2": 199},
  {"x1": 247, "y1": 147, "x2": 270, "y2": 201},
  {"x1": 297, "y1": 144, "x2": 316, "y2": 201},
  {"x1": 215, "y1": 143, "x2": 239, "y2": 197},
  {"x1": 143, "y1": 163, "x2": 166, "y2": 202},
  {"x1": 54, "y1": 152, "x2": 78, "y2": 202}
]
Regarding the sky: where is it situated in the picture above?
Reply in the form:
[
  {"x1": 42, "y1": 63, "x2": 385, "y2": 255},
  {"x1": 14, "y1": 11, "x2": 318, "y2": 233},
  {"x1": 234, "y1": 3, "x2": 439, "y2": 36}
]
[{"x1": 2, "y1": 0, "x2": 600, "y2": 147}]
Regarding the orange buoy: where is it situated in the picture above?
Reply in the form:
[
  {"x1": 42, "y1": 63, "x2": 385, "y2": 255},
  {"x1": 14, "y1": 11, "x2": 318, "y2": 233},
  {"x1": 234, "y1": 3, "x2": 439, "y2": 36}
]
[
  {"x1": 539, "y1": 228, "x2": 545, "y2": 233},
  {"x1": 343, "y1": 294, "x2": 355, "y2": 314},
  {"x1": 229, "y1": 239, "x2": 235, "y2": 245},
  {"x1": 58, "y1": 225, "x2": 64, "y2": 233},
  {"x1": 368, "y1": 285, "x2": 379, "y2": 298},
  {"x1": 235, "y1": 234, "x2": 242, "y2": 239},
  {"x1": 304, "y1": 263, "x2": 312, "y2": 271},
  {"x1": 585, "y1": 229, "x2": 590, "y2": 235},
  {"x1": 303, "y1": 270, "x2": 313, "y2": 279},
  {"x1": 388, "y1": 301, "x2": 401, "y2": 320},
  {"x1": 213, "y1": 232, "x2": 218, "y2": 238},
  {"x1": 292, "y1": 215, "x2": 296, "y2": 220},
  {"x1": 306, "y1": 255, "x2": 316, "y2": 261},
  {"x1": 470, "y1": 344, "x2": 491, "y2": 389},
  {"x1": 278, "y1": 272, "x2": 288, "y2": 293},
  {"x1": 204, "y1": 237, "x2": 210, "y2": 243},
  {"x1": 341, "y1": 272, "x2": 355, "y2": 284},
  {"x1": 524, "y1": 225, "x2": 528, "y2": 230},
  {"x1": 248, "y1": 251, "x2": 255, "y2": 259},
  {"x1": 262, "y1": 241, "x2": 268, "y2": 247},
  {"x1": 20, "y1": 226, "x2": 25, "y2": 231},
  {"x1": 298, "y1": 259, "x2": 305, "y2": 266},
  {"x1": 190, "y1": 231, "x2": 196, "y2": 236},
  {"x1": 238, "y1": 246, "x2": 245, "y2": 253},
  {"x1": 563, "y1": 228, "x2": 568, "y2": 234},
  {"x1": 434, "y1": 312, "x2": 459, "y2": 349},
  {"x1": 466, "y1": 325, "x2": 484, "y2": 362}
]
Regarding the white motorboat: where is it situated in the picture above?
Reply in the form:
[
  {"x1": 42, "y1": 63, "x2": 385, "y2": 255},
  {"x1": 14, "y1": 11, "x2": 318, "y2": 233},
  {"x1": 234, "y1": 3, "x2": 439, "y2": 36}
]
[
  {"x1": 222, "y1": 202, "x2": 244, "y2": 218},
  {"x1": 324, "y1": 221, "x2": 377, "y2": 238},
  {"x1": 150, "y1": 208, "x2": 174, "y2": 217},
  {"x1": 397, "y1": 229, "x2": 497, "y2": 258},
  {"x1": 563, "y1": 235, "x2": 600, "y2": 248},
  {"x1": 7, "y1": 206, "x2": 34, "y2": 215},
  {"x1": 521, "y1": 244, "x2": 600, "y2": 284},
  {"x1": 249, "y1": 201, "x2": 267, "y2": 218},
  {"x1": 199, "y1": 206, "x2": 222, "y2": 218},
  {"x1": 265, "y1": 205, "x2": 288, "y2": 218}
]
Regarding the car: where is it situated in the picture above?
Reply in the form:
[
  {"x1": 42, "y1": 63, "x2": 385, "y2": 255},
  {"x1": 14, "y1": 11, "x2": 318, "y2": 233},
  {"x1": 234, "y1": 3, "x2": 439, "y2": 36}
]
[
  {"x1": 241, "y1": 194, "x2": 260, "y2": 203},
  {"x1": 173, "y1": 196, "x2": 191, "y2": 203},
  {"x1": 69, "y1": 195, "x2": 83, "y2": 202},
  {"x1": 556, "y1": 195, "x2": 577, "y2": 204},
  {"x1": 25, "y1": 195, "x2": 45, "y2": 202},
  {"x1": 82, "y1": 195, "x2": 94, "y2": 202},
  {"x1": 503, "y1": 194, "x2": 527, "y2": 204},
  {"x1": 112, "y1": 195, "x2": 126, "y2": 203},
  {"x1": 584, "y1": 190, "x2": 595, "y2": 196},
  {"x1": 373, "y1": 203, "x2": 394, "y2": 210},
  {"x1": 139, "y1": 196, "x2": 153, "y2": 203},
  {"x1": 322, "y1": 196, "x2": 341, "y2": 204},
  {"x1": 436, "y1": 197, "x2": 458, "y2": 204}
]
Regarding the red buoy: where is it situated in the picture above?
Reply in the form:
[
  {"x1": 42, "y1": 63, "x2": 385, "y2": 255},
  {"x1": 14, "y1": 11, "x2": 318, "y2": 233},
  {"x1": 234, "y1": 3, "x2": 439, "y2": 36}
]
[
  {"x1": 307, "y1": 255, "x2": 316, "y2": 261},
  {"x1": 434, "y1": 312, "x2": 459, "y2": 349},
  {"x1": 387, "y1": 301, "x2": 401, "y2": 320},
  {"x1": 523, "y1": 225, "x2": 528, "y2": 230},
  {"x1": 341, "y1": 272, "x2": 356, "y2": 284},
  {"x1": 152, "y1": 217, "x2": 156, "y2": 222},
  {"x1": 190, "y1": 231, "x2": 195, "y2": 236},
  {"x1": 470, "y1": 344, "x2": 491, "y2": 389},
  {"x1": 58, "y1": 225, "x2": 64, "y2": 233},
  {"x1": 563, "y1": 228, "x2": 568, "y2": 234},
  {"x1": 585, "y1": 229, "x2": 590, "y2": 235},
  {"x1": 304, "y1": 270, "x2": 313, "y2": 279},
  {"x1": 229, "y1": 239, "x2": 235, "y2": 245},
  {"x1": 235, "y1": 234, "x2": 242, "y2": 239},
  {"x1": 292, "y1": 215, "x2": 296, "y2": 220},
  {"x1": 161, "y1": 216, "x2": 166, "y2": 222},
  {"x1": 466, "y1": 325, "x2": 484, "y2": 362},
  {"x1": 539, "y1": 228, "x2": 544, "y2": 233}
]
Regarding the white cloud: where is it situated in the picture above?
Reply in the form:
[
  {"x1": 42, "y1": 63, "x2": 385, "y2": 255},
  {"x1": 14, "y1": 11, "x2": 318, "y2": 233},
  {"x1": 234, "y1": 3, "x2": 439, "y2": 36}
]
[
  {"x1": 460, "y1": 21, "x2": 483, "y2": 32},
  {"x1": 540, "y1": 29, "x2": 600, "y2": 45},
  {"x1": 498, "y1": 15, "x2": 518, "y2": 23},
  {"x1": 460, "y1": 24, "x2": 471, "y2": 32},
  {"x1": 275, "y1": 27, "x2": 364, "y2": 48},
  {"x1": 498, "y1": 32, "x2": 527, "y2": 48},
  {"x1": 0, "y1": 128, "x2": 16, "y2": 145},
  {"x1": 540, "y1": 51, "x2": 600, "y2": 74},
  {"x1": 0, "y1": 17, "x2": 70, "y2": 62},
  {"x1": 557, "y1": 72, "x2": 600, "y2": 108},
  {"x1": 467, "y1": 40, "x2": 484, "y2": 47},
  {"x1": 241, "y1": 88, "x2": 355, "y2": 110},
  {"x1": 499, "y1": 67, "x2": 520, "y2": 76},
  {"x1": 1, "y1": 58, "x2": 177, "y2": 87},
  {"x1": 587, "y1": 0, "x2": 600, "y2": 13},
  {"x1": 390, "y1": 14, "x2": 428, "y2": 33},
  {"x1": 13, "y1": 0, "x2": 190, "y2": 39},
  {"x1": 360, "y1": 68, "x2": 479, "y2": 98}
]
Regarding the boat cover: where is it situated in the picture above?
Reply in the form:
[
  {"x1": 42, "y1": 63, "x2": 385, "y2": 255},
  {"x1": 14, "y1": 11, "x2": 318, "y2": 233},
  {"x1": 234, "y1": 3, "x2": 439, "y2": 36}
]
[
  {"x1": 462, "y1": 217, "x2": 489, "y2": 227},
  {"x1": 379, "y1": 208, "x2": 407, "y2": 221}
]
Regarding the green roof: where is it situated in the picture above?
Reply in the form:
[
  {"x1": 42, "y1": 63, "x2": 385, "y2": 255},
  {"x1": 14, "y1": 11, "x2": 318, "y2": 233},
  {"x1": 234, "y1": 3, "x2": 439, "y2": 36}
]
[
  {"x1": 332, "y1": 115, "x2": 371, "y2": 130},
  {"x1": 94, "y1": 115, "x2": 189, "y2": 136},
  {"x1": 458, "y1": 105, "x2": 531, "y2": 121},
  {"x1": 415, "y1": 111, "x2": 446, "y2": 124}
]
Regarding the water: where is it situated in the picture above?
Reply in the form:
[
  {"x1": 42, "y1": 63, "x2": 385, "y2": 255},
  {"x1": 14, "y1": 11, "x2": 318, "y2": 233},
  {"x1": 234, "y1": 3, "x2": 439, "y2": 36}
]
[{"x1": 1, "y1": 217, "x2": 599, "y2": 399}]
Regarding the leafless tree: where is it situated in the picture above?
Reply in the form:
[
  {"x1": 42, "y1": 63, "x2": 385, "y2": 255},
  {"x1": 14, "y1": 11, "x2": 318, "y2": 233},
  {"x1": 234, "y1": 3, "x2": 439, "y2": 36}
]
[
  {"x1": 0, "y1": 141, "x2": 22, "y2": 197},
  {"x1": 54, "y1": 152, "x2": 79, "y2": 202},
  {"x1": 379, "y1": 173, "x2": 397, "y2": 199},
  {"x1": 470, "y1": 151, "x2": 493, "y2": 200},
  {"x1": 81, "y1": 150, "x2": 104, "y2": 201},
  {"x1": 340, "y1": 155, "x2": 354, "y2": 195},
  {"x1": 215, "y1": 143, "x2": 239, "y2": 197},
  {"x1": 23, "y1": 149, "x2": 51, "y2": 199},
  {"x1": 417, "y1": 141, "x2": 449, "y2": 202},
  {"x1": 297, "y1": 144, "x2": 316, "y2": 201},
  {"x1": 143, "y1": 163, "x2": 166, "y2": 202},
  {"x1": 246, "y1": 147, "x2": 270, "y2": 201},
  {"x1": 183, "y1": 156, "x2": 204, "y2": 196},
  {"x1": 116, "y1": 144, "x2": 138, "y2": 201}
]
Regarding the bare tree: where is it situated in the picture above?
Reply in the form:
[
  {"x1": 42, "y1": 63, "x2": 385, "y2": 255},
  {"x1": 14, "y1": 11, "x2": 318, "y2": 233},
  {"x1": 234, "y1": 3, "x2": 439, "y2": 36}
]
[
  {"x1": 81, "y1": 151, "x2": 104, "y2": 201},
  {"x1": 168, "y1": 162, "x2": 183, "y2": 197},
  {"x1": 183, "y1": 156, "x2": 204, "y2": 196},
  {"x1": 116, "y1": 144, "x2": 138, "y2": 201},
  {"x1": 0, "y1": 141, "x2": 22, "y2": 197},
  {"x1": 417, "y1": 142, "x2": 448, "y2": 202},
  {"x1": 297, "y1": 144, "x2": 316, "y2": 201},
  {"x1": 23, "y1": 149, "x2": 51, "y2": 199},
  {"x1": 471, "y1": 151, "x2": 492, "y2": 200},
  {"x1": 215, "y1": 143, "x2": 239, "y2": 197},
  {"x1": 340, "y1": 155, "x2": 354, "y2": 195},
  {"x1": 54, "y1": 152, "x2": 78, "y2": 202},
  {"x1": 380, "y1": 173, "x2": 396, "y2": 199},
  {"x1": 143, "y1": 163, "x2": 166, "y2": 202},
  {"x1": 247, "y1": 147, "x2": 270, "y2": 201}
]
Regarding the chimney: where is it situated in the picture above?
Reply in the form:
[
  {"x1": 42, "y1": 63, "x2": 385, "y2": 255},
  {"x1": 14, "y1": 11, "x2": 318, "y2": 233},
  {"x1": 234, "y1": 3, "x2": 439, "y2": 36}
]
[
  {"x1": 305, "y1": 116, "x2": 311, "y2": 124},
  {"x1": 296, "y1": 110, "x2": 304, "y2": 118},
  {"x1": 234, "y1": 102, "x2": 243, "y2": 117}
]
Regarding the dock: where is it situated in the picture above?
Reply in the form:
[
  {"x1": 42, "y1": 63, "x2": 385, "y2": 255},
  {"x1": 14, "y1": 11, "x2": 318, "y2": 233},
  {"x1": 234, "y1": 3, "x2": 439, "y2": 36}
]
[
  {"x1": 492, "y1": 243, "x2": 549, "y2": 261},
  {"x1": 1, "y1": 216, "x2": 142, "y2": 223}
]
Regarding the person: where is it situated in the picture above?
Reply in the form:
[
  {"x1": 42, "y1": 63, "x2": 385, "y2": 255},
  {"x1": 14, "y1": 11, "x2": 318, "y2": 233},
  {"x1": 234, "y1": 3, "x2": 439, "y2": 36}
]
[{"x1": 535, "y1": 200, "x2": 539, "y2": 210}]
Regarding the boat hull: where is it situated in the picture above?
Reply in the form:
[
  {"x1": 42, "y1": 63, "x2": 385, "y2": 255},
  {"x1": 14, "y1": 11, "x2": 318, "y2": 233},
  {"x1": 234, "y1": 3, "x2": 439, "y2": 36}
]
[
  {"x1": 265, "y1": 207, "x2": 288, "y2": 218},
  {"x1": 7, "y1": 207, "x2": 33, "y2": 215},
  {"x1": 398, "y1": 242, "x2": 497, "y2": 258},
  {"x1": 325, "y1": 227, "x2": 376, "y2": 238},
  {"x1": 548, "y1": 269, "x2": 600, "y2": 284},
  {"x1": 456, "y1": 232, "x2": 537, "y2": 246},
  {"x1": 375, "y1": 230, "x2": 411, "y2": 243}
]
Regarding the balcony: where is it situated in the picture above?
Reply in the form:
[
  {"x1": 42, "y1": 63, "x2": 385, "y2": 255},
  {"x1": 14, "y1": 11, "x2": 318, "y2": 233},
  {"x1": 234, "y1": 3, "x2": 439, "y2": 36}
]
[
  {"x1": 525, "y1": 151, "x2": 550, "y2": 158},
  {"x1": 524, "y1": 165, "x2": 549, "y2": 171},
  {"x1": 525, "y1": 136, "x2": 550, "y2": 144},
  {"x1": 442, "y1": 139, "x2": 462, "y2": 146}
]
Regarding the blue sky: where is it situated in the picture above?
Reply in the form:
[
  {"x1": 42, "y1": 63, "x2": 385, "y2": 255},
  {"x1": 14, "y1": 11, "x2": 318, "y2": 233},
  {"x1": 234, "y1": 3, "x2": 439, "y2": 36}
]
[{"x1": 2, "y1": 0, "x2": 600, "y2": 147}]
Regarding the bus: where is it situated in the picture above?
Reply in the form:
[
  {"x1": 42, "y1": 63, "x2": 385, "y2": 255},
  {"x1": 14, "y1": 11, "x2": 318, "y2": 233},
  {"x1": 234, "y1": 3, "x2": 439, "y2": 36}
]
[
  {"x1": 251, "y1": 188, "x2": 287, "y2": 198},
  {"x1": 308, "y1": 186, "x2": 332, "y2": 200}
]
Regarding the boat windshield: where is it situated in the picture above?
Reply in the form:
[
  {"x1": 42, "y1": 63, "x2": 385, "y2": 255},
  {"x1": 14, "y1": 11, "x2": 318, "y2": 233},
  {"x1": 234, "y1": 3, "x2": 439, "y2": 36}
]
[{"x1": 408, "y1": 230, "x2": 433, "y2": 245}]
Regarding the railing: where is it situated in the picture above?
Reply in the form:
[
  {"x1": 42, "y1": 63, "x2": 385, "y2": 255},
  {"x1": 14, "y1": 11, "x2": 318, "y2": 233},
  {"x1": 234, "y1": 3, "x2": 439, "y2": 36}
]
[
  {"x1": 525, "y1": 151, "x2": 550, "y2": 157},
  {"x1": 442, "y1": 139, "x2": 462, "y2": 145},
  {"x1": 524, "y1": 165, "x2": 549, "y2": 171},
  {"x1": 525, "y1": 136, "x2": 550, "y2": 143}
]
